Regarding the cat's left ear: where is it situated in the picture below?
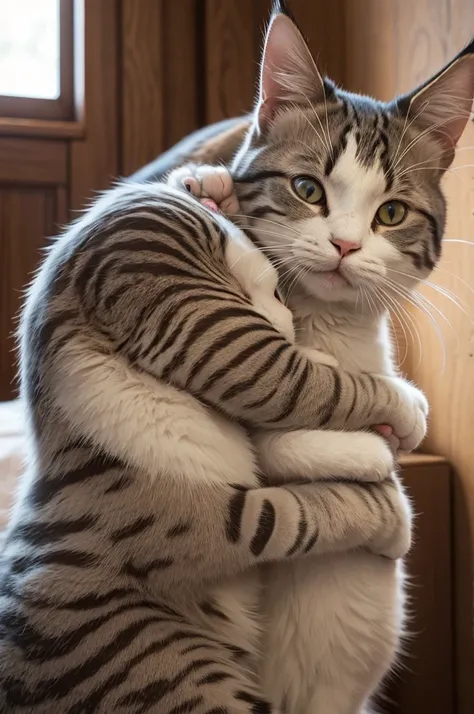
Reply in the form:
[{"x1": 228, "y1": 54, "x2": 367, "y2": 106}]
[
  {"x1": 394, "y1": 39, "x2": 474, "y2": 168},
  {"x1": 256, "y1": 1, "x2": 331, "y2": 132}
]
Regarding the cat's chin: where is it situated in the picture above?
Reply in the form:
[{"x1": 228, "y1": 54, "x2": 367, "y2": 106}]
[{"x1": 300, "y1": 270, "x2": 359, "y2": 304}]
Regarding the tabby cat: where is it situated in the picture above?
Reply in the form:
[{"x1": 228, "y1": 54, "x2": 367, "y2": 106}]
[
  {"x1": 133, "y1": 3, "x2": 474, "y2": 712},
  {"x1": 0, "y1": 144, "x2": 426, "y2": 714}
]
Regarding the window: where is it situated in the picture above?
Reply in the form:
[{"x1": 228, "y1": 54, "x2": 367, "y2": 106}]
[{"x1": 0, "y1": 0, "x2": 74, "y2": 121}]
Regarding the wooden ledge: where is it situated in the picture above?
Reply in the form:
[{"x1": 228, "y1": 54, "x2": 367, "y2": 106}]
[
  {"x1": 399, "y1": 452, "x2": 449, "y2": 467},
  {"x1": 0, "y1": 118, "x2": 84, "y2": 139}
]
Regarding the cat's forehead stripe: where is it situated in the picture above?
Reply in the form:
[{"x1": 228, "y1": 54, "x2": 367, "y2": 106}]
[{"x1": 321, "y1": 98, "x2": 399, "y2": 192}]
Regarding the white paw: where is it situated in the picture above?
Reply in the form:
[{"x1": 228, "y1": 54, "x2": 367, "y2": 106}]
[
  {"x1": 346, "y1": 433, "x2": 396, "y2": 483},
  {"x1": 166, "y1": 163, "x2": 240, "y2": 215},
  {"x1": 380, "y1": 376, "x2": 428, "y2": 452},
  {"x1": 369, "y1": 477, "x2": 412, "y2": 560}
]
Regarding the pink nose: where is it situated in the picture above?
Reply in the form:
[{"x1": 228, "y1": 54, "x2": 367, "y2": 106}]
[{"x1": 331, "y1": 239, "x2": 361, "y2": 257}]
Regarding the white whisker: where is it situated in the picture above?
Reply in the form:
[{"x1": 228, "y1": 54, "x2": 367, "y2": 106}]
[{"x1": 380, "y1": 276, "x2": 447, "y2": 373}]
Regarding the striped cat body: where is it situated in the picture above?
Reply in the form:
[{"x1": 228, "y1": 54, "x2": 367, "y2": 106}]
[{"x1": 0, "y1": 169, "x2": 426, "y2": 713}]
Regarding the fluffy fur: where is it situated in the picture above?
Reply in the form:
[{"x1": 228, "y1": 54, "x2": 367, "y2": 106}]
[{"x1": 0, "y1": 166, "x2": 425, "y2": 713}]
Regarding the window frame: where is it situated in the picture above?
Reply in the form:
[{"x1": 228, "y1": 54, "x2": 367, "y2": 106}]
[{"x1": 0, "y1": 0, "x2": 74, "y2": 121}]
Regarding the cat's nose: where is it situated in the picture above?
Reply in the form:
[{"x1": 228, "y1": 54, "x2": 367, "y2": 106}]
[{"x1": 330, "y1": 238, "x2": 361, "y2": 257}]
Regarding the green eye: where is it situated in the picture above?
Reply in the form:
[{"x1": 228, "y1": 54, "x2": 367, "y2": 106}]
[
  {"x1": 292, "y1": 176, "x2": 325, "y2": 205},
  {"x1": 375, "y1": 201, "x2": 407, "y2": 227}
]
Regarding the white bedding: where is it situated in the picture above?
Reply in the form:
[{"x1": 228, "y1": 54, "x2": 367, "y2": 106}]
[{"x1": 0, "y1": 400, "x2": 27, "y2": 535}]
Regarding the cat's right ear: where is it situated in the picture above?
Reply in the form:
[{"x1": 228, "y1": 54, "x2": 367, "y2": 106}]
[
  {"x1": 256, "y1": 2, "x2": 330, "y2": 133},
  {"x1": 394, "y1": 38, "x2": 474, "y2": 168}
]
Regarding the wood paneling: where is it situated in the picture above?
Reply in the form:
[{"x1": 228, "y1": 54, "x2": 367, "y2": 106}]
[
  {"x1": 121, "y1": 0, "x2": 165, "y2": 175},
  {"x1": 0, "y1": 138, "x2": 67, "y2": 185},
  {"x1": 0, "y1": 189, "x2": 62, "y2": 399},
  {"x1": 120, "y1": 0, "x2": 199, "y2": 176},
  {"x1": 70, "y1": 0, "x2": 119, "y2": 210},
  {"x1": 204, "y1": 0, "x2": 267, "y2": 123},
  {"x1": 384, "y1": 455, "x2": 454, "y2": 714},
  {"x1": 343, "y1": 0, "x2": 397, "y2": 100},
  {"x1": 0, "y1": 118, "x2": 84, "y2": 139},
  {"x1": 161, "y1": 2, "x2": 200, "y2": 148}
]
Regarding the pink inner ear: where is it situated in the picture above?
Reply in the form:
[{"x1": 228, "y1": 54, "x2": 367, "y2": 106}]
[
  {"x1": 256, "y1": 12, "x2": 323, "y2": 132},
  {"x1": 260, "y1": 14, "x2": 302, "y2": 103}
]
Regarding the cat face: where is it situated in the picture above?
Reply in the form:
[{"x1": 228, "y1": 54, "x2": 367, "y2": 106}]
[{"x1": 232, "y1": 5, "x2": 474, "y2": 307}]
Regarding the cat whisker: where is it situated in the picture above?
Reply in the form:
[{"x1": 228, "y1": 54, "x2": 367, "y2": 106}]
[
  {"x1": 228, "y1": 244, "x2": 294, "y2": 270},
  {"x1": 369, "y1": 284, "x2": 406, "y2": 365},
  {"x1": 363, "y1": 286, "x2": 377, "y2": 320},
  {"x1": 435, "y1": 265, "x2": 474, "y2": 301},
  {"x1": 232, "y1": 213, "x2": 301, "y2": 236},
  {"x1": 282, "y1": 264, "x2": 309, "y2": 303},
  {"x1": 380, "y1": 276, "x2": 447, "y2": 372},
  {"x1": 373, "y1": 285, "x2": 406, "y2": 364},
  {"x1": 444, "y1": 239, "x2": 474, "y2": 246},
  {"x1": 386, "y1": 268, "x2": 474, "y2": 325},
  {"x1": 450, "y1": 144, "x2": 474, "y2": 152},
  {"x1": 376, "y1": 284, "x2": 422, "y2": 368},
  {"x1": 255, "y1": 255, "x2": 302, "y2": 283},
  {"x1": 397, "y1": 165, "x2": 460, "y2": 179},
  {"x1": 385, "y1": 274, "x2": 457, "y2": 332}
]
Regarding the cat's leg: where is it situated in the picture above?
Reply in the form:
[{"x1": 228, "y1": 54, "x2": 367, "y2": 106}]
[
  {"x1": 52, "y1": 344, "x2": 411, "y2": 589},
  {"x1": 263, "y1": 554, "x2": 405, "y2": 714},
  {"x1": 0, "y1": 593, "x2": 281, "y2": 713},
  {"x1": 255, "y1": 428, "x2": 395, "y2": 483},
  {"x1": 259, "y1": 429, "x2": 408, "y2": 714}
]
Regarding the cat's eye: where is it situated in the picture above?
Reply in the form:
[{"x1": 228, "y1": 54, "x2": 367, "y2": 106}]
[
  {"x1": 292, "y1": 176, "x2": 325, "y2": 205},
  {"x1": 375, "y1": 201, "x2": 407, "y2": 227}
]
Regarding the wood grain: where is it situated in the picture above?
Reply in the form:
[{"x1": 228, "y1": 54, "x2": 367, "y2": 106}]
[
  {"x1": 70, "y1": 0, "x2": 119, "y2": 210},
  {"x1": 161, "y1": 1, "x2": 200, "y2": 148},
  {"x1": 0, "y1": 118, "x2": 84, "y2": 139},
  {"x1": 121, "y1": 0, "x2": 165, "y2": 176},
  {"x1": 383, "y1": 459, "x2": 454, "y2": 714},
  {"x1": 0, "y1": 138, "x2": 67, "y2": 185},
  {"x1": 343, "y1": 0, "x2": 397, "y2": 99},
  {"x1": 204, "y1": 0, "x2": 268, "y2": 122},
  {"x1": 120, "y1": 0, "x2": 199, "y2": 176}
]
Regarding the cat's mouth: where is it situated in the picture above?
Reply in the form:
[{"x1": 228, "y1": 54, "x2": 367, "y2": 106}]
[{"x1": 313, "y1": 268, "x2": 351, "y2": 288}]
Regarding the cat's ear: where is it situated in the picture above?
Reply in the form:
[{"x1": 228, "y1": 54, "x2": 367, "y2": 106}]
[
  {"x1": 256, "y1": 1, "x2": 330, "y2": 132},
  {"x1": 394, "y1": 39, "x2": 474, "y2": 168}
]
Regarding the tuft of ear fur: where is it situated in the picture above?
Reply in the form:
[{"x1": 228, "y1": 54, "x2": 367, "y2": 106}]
[
  {"x1": 256, "y1": 6, "x2": 330, "y2": 132},
  {"x1": 394, "y1": 38, "x2": 474, "y2": 168}
]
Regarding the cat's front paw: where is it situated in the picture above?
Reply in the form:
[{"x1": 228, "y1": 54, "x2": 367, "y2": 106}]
[
  {"x1": 167, "y1": 163, "x2": 240, "y2": 215},
  {"x1": 380, "y1": 376, "x2": 428, "y2": 452},
  {"x1": 368, "y1": 477, "x2": 412, "y2": 560},
  {"x1": 345, "y1": 432, "x2": 396, "y2": 482}
]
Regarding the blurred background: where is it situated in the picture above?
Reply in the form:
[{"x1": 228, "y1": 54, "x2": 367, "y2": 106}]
[{"x1": 0, "y1": 2, "x2": 472, "y2": 713}]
